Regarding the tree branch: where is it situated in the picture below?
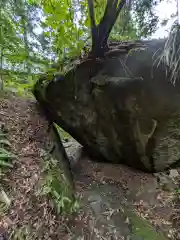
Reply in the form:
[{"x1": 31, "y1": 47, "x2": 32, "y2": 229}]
[
  {"x1": 98, "y1": 0, "x2": 127, "y2": 48},
  {"x1": 101, "y1": 0, "x2": 127, "y2": 46},
  {"x1": 88, "y1": 0, "x2": 101, "y2": 57},
  {"x1": 88, "y1": 0, "x2": 126, "y2": 58},
  {"x1": 117, "y1": 0, "x2": 127, "y2": 16}
]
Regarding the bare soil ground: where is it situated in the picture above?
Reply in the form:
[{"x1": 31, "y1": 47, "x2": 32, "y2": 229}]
[
  {"x1": 0, "y1": 96, "x2": 76, "y2": 239},
  {"x1": 0, "y1": 95, "x2": 180, "y2": 239}
]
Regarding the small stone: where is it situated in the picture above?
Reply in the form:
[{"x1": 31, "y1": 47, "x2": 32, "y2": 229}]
[{"x1": 169, "y1": 169, "x2": 179, "y2": 178}]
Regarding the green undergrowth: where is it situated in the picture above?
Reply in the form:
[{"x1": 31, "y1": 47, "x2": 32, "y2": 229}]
[
  {"x1": 0, "y1": 123, "x2": 16, "y2": 216},
  {"x1": 0, "y1": 136, "x2": 16, "y2": 169},
  {"x1": 3, "y1": 75, "x2": 39, "y2": 98},
  {"x1": 37, "y1": 149, "x2": 79, "y2": 214},
  {"x1": 55, "y1": 124, "x2": 72, "y2": 141},
  {"x1": 125, "y1": 209, "x2": 168, "y2": 240},
  {"x1": 0, "y1": 122, "x2": 16, "y2": 169},
  {"x1": 11, "y1": 225, "x2": 34, "y2": 240}
]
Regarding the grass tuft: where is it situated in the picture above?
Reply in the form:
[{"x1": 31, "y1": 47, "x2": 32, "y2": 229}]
[
  {"x1": 0, "y1": 125, "x2": 16, "y2": 169},
  {"x1": 37, "y1": 149, "x2": 79, "y2": 214},
  {"x1": 0, "y1": 123, "x2": 15, "y2": 216},
  {"x1": 157, "y1": 22, "x2": 180, "y2": 85}
]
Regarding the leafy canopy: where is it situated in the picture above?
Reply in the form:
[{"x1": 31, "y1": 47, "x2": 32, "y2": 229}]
[{"x1": 0, "y1": 0, "x2": 176, "y2": 93}]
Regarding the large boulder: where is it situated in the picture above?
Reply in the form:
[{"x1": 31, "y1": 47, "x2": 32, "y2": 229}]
[{"x1": 33, "y1": 38, "x2": 180, "y2": 172}]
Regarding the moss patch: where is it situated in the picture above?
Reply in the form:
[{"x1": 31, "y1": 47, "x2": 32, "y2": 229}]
[{"x1": 125, "y1": 209, "x2": 168, "y2": 240}]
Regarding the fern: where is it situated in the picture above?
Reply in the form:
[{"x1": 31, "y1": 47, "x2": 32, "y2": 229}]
[
  {"x1": 0, "y1": 139, "x2": 11, "y2": 146},
  {"x1": 0, "y1": 127, "x2": 16, "y2": 169},
  {"x1": 37, "y1": 151, "x2": 79, "y2": 214}
]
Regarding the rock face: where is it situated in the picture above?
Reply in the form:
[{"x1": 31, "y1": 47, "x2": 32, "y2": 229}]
[{"x1": 33, "y1": 38, "x2": 180, "y2": 172}]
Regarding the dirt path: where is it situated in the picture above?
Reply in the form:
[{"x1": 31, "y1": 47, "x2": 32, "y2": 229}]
[
  {"x1": 72, "y1": 156, "x2": 176, "y2": 239},
  {"x1": 0, "y1": 96, "x2": 75, "y2": 239},
  {"x1": 0, "y1": 95, "x2": 179, "y2": 239},
  {"x1": 66, "y1": 131, "x2": 180, "y2": 239}
]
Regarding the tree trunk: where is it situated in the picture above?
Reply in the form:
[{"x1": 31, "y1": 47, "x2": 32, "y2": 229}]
[
  {"x1": 33, "y1": 38, "x2": 180, "y2": 173},
  {"x1": 88, "y1": 0, "x2": 127, "y2": 57}
]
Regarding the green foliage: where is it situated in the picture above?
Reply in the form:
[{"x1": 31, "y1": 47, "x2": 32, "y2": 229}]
[
  {"x1": 176, "y1": 189, "x2": 180, "y2": 193},
  {"x1": 0, "y1": 0, "x2": 50, "y2": 93},
  {"x1": 110, "y1": 0, "x2": 164, "y2": 41},
  {"x1": 55, "y1": 124, "x2": 72, "y2": 141},
  {"x1": 125, "y1": 209, "x2": 168, "y2": 240},
  {"x1": 0, "y1": 188, "x2": 11, "y2": 216},
  {"x1": 35, "y1": 0, "x2": 165, "y2": 61},
  {"x1": 35, "y1": 0, "x2": 86, "y2": 60},
  {"x1": 110, "y1": 2, "x2": 137, "y2": 41},
  {"x1": 0, "y1": 124, "x2": 14, "y2": 216},
  {"x1": 11, "y1": 225, "x2": 34, "y2": 240},
  {"x1": 37, "y1": 149, "x2": 79, "y2": 214},
  {"x1": 132, "y1": 0, "x2": 160, "y2": 38},
  {"x1": 0, "y1": 0, "x2": 175, "y2": 93},
  {"x1": 157, "y1": 23, "x2": 180, "y2": 85},
  {"x1": 0, "y1": 127, "x2": 16, "y2": 169}
]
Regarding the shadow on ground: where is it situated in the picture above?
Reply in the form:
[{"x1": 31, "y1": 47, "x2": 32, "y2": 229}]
[{"x1": 65, "y1": 139, "x2": 179, "y2": 240}]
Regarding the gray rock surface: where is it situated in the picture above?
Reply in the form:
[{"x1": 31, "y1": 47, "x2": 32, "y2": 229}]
[
  {"x1": 34, "y1": 38, "x2": 180, "y2": 172},
  {"x1": 62, "y1": 138, "x2": 83, "y2": 167},
  {"x1": 70, "y1": 152, "x2": 175, "y2": 239}
]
